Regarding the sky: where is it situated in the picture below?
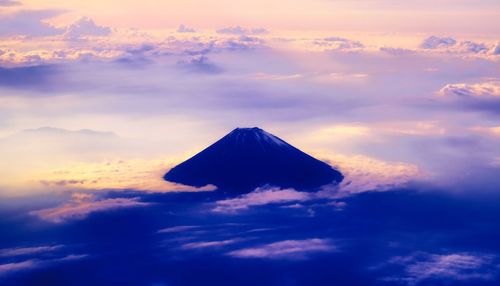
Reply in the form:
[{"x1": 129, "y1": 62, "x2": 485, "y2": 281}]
[
  {"x1": 1, "y1": 1, "x2": 500, "y2": 285},
  {"x1": 0, "y1": 0, "x2": 499, "y2": 196}
]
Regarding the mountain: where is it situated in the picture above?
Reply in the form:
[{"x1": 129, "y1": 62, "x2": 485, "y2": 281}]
[{"x1": 164, "y1": 127, "x2": 343, "y2": 193}]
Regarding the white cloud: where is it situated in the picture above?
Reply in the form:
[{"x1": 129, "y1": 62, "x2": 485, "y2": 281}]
[
  {"x1": 227, "y1": 238, "x2": 335, "y2": 259},
  {"x1": 317, "y1": 153, "x2": 423, "y2": 197},
  {"x1": 213, "y1": 186, "x2": 310, "y2": 213},
  {"x1": 31, "y1": 194, "x2": 149, "y2": 223},
  {"x1": 384, "y1": 252, "x2": 497, "y2": 285},
  {"x1": 438, "y1": 81, "x2": 500, "y2": 98}
]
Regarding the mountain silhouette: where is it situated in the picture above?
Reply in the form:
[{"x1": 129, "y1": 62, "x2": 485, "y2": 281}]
[{"x1": 164, "y1": 127, "x2": 343, "y2": 193}]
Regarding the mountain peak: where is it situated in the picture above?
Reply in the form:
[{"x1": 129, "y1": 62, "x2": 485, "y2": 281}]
[
  {"x1": 227, "y1": 127, "x2": 287, "y2": 147},
  {"x1": 164, "y1": 127, "x2": 343, "y2": 193}
]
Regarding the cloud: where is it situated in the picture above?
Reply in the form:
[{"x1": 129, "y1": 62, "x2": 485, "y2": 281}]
[
  {"x1": 437, "y1": 81, "x2": 500, "y2": 114},
  {"x1": 470, "y1": 126, "x2": 500, "y2": 137},
  {"x1": 177, "y1": 24, "x2": 195, "y2": 33},
  {"x1": 0, "y1": 9, "x2": 64, "y2": 37},
  {"x1": 0, "y1": 65, "x2": 61, "y2": 89},
  {"x1": 158, "y1": 225, "x2": 199, "y2": 233},
  {"x1": 379, "y1": 47, "x2": 414, "y2": 55},
  {"x1": 216, "y1": 26, "x2": 268, "y2": 35},
  {"x1": 64, "y1": 17, "x2": 111, "y2": 39},
  {"x1": 458, "y1": 41, "x2": 489, "y2": 53},
  {"x1": 177, "y1": 55, "x2": 223, "y2": 74},
  {"x1": 0, "y1": 0, "x2": 20, "y2": 6},
  {"x1": 31, "y1": 194, "x2": 149, "y2": 223},
  {"x1": 293, "y1": 152, "x2": 424, "y2": 197},
  {"x1": 383, "y1": 252, "x2": 498, "y2": 285},
  {"x1": 182, "y1": 239, "x2": 241, "y2": 249},
  {"x1": 211, "y1": 153, "x2": 425, "y2": 213},
  {"x1": 227, "y1": 238, "x2": 335, "y2": 260},
  {"x1": 419, "y1": 36, "x2": 497, "y2": 56},
  {"x1": 0, "y1": 260, "x2": 36, "y2": 276},
  {"x1": 0, "y1": 245, "x2": 64, "y2": 257},
  {"x1": 420, "y1": 36, "x2": 457, "y2": 49},
  {"x1": 213, "y1": 186, "x2": 310, "y2": 213},
  {"x1": 0, "y1": 254, "x2": 87, "y2": 277},
  {"x1": 490, "y1": 43, "x2": 500, "y2": 55},
  {"x1": 314, "y1": 36, "x2": 364, "y2": 51},
  {"x1": 438, "y1": 81, "x2": 500, "y2": 98}
]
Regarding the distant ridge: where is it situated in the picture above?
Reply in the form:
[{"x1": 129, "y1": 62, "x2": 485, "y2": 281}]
[{"x1": 164, "y1": 127, "x2": 343, "y2": 193}]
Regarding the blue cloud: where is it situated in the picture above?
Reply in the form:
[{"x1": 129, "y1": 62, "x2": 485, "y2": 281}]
[
  {"x1": 64, "y1": 17, "x2": 111, "y2": 39},
  {"x1": 0, "y1": 10, "x2": 64, "y2": 37},
  {"x1": 420, "y1": 36, "x2": 457, "y2": 49},
  {"x1": 177, "y1": 24, "x2": 196, "y2": 33},
  {"x1": 216, "y1": 26, "x2": 269, "y2": 35}
]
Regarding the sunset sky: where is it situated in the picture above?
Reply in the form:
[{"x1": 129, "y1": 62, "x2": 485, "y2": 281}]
[
  {"x1": 0, "y1": 0, "x2": 499, "y2": 195},
  {"x1": 2, "y1": 2, "x2": 500, "y2": 285}
]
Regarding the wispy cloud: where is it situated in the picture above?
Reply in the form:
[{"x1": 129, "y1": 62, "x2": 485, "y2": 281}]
[
  {"x1": 381, "y1": 252, "x2": 498, "y2": 285},
  {"x1": 213, "y1": 186, "x2": 310, "y2": 213},
  {"x1": 0, "y1": 254, "x2": 88, "y2": 277},
  {"x1": 227, "y1": 238, "x2": 335, "y2": 260},
  {"x1": 0, "y1": 245, "x2": 64, "y2": 257},
  {"x1": 31, "y1": 193, "x2": 150, "y2": 223},
  {"x1": 182, "y1": 239, "x2": 242, "y2": 249},
  {"x1": 158, "y1": 225, "x2": 200, "y2": 233}
]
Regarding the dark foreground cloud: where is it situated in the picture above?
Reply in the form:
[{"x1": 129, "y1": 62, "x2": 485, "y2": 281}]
[{"x1": 0, "y1": 187, "x2": 500, "y2": 285}]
